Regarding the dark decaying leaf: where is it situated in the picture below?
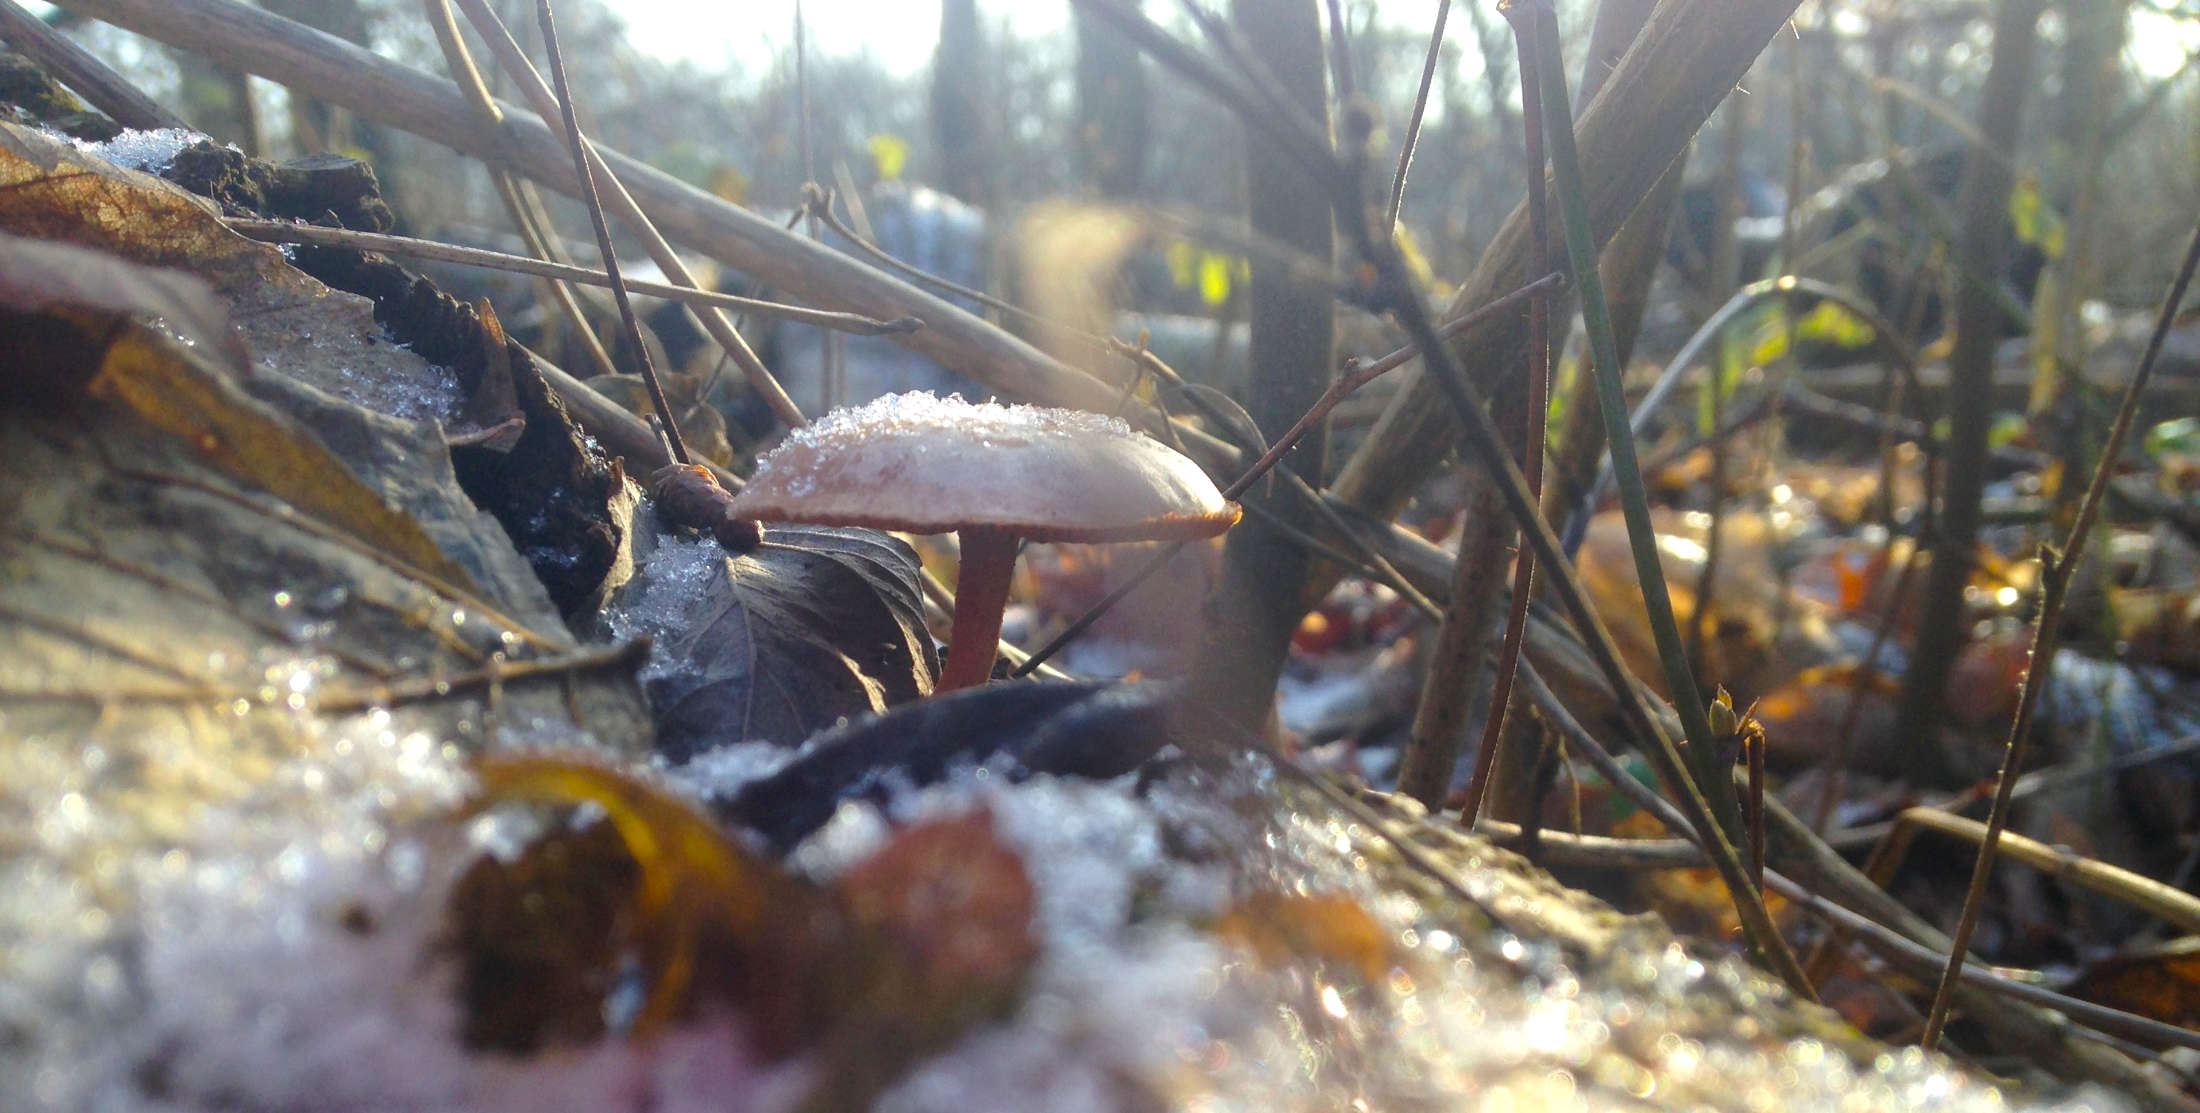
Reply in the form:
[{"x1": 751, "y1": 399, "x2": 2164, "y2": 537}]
[
  {"x1": 0, "y1": 228, "x2": 506, "y2": 611},
  {"x1": 716, "y1": 679, "x2": 1183, "y2": 851},
  {"x1": 449, "y1": 820, "x2": 638, "y2": 1053},
  {"x1": 283, "y1": 243, "x2": 626, "y2": 614},
  {"x1": 609, "y1": 519, "x2": 939, "y2": 760},
  {"x1": 0, "y1": 230, "x2": 246, "y2": 389},
  {"x1": 453, "y1": 756, "x2": 1035, "y2": 1111},
  {"x1": 0, "y1": 124, "x2": 299, "y2": 305},
  {"x1": 445, "y1": 298, "x2": 526, "y2": 453},
  {"x1": 455, "y1": 753, "x2": 814, "y2": 1049},
  {"x1": 2068, "y1": 938, "x2": 2200, "y2": 1037},
  {"x1": 0, "y1": 218, "x2": 627, "y2": 713},
  {"x1": 594, "y1": 371, "x2": 738, "y2": 466}
]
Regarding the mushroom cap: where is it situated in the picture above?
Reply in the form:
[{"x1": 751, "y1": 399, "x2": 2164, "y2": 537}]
[{"x1": 727, "y1": 392, "x2": 1240, "y2": 542}]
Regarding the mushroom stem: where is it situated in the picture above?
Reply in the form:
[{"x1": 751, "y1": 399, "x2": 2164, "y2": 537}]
[{"x1": 939, "y1": 526, "x2": 1022, "y2": 691}]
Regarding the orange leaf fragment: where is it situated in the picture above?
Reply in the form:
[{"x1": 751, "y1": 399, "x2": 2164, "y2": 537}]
[
  {"x1": 1217, "y1": 891, "x2": 1394, "y2": 983},
  {"x1": 837, "y1": 808, "x2": 1038, "y2": 999},
  {"x1": 467, "y1": 753, "x2": 792, "y2": 1035}
]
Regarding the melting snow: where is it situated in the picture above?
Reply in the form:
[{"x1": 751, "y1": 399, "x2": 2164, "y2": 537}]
[
  {"x1": 673, "y1": 758, "x2": 2129, "y2": 1113},
  {"x1": 600, "y1": 530, "x2": 727, "y2": 686},
  {"x1": 4, "y1": 697, "x2": 2135, "y2": 1113},
  {"x1": 73, "y1": 127, "x2": 207, "y2": 175},
  {"x1": 773, "y1": 392, "x2": 1141, "y2": 456}
]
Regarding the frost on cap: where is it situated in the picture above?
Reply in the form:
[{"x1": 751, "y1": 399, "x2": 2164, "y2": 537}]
[{"x1": 728, "y1": 392, "x2": 1241, "y2": 542}]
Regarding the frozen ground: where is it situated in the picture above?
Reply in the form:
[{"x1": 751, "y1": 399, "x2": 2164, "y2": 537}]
[{"x1": 0, "y1": 707, "x2": 2133, "y2": 1113}]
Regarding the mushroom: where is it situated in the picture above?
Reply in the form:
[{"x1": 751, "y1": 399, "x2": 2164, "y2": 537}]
[{"x1": 727, "y1": 392, "x2": 1240, "y2": 690}]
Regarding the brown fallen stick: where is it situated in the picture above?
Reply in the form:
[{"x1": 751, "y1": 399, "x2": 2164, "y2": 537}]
[
  {"x1": 49, "y1": 0, "x2": 1460, "y2": 621},
  {"x1": 47, "y1": 0, "x2": 1135, "y2": 423},
  {"x1": 224, "y1": 217, "x2": 920, "y2": 336},
  {"x1": 0, "y1": 0, "x2": 180, "y2": 130}
]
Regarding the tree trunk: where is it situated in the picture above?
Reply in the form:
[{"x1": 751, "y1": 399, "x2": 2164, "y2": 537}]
[
  {"x1": 168, "y1": 50, "x2": 259, "y2": 154},
  {"x1": 930, "y1": 0, "x2": 990, "y2": 208},
  {"x1": 1889, "y1": 0, "x2": 2045, "y2": 786},
  {"x1": 1190, "y1": 0, "x2": 1333, "y2": 735},
  {"x1": 1073, "y1": 2, "x2": 1149, "y2": 199}
]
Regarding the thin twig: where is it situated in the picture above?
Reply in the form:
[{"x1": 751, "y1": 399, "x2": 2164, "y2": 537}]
[
  {"x1": 1090, "y1": 0, "x2": 1809, "y2": 989},
  {"x1": 1385, "y1": 0, "x2": 1450, "y2": 234},
  {"x1": 1746, "y1": 725, "x2": 1766, "y2": 890},
  {"x1": 1887, "y1": 0, "x2": 2046, "y2": 788},
  {"x1": 315, "y1": 640, "x2": 652, "y2": 714},
  {"x1": 1346, "y1": 0, "x2": 1810, "y2": 995},
  {"x1": 1458, "y1": 2, "x2": 1552, "y2": 827},
  {"x1": 1319, "y1": 0, "x2": 1356, "y2": 100},
  {"x1": 1240, "y1": 272, "x2": 1561, "y2": 492},
  {"x1": 804, "y1": 185, "x2": 1036, "y2": 327},
  {"x1": 225, "y1": 218, "x2": 921, "y2": 335},
  {"x1": 1559, "y1": 275, "x2": 1917, "y2": 554},
  {"x1": 1775, "y1": 867, "x2": 2200, "y2": 1054},
  {"x1": 1529, "y1": 2, "x2": 1736, "y2": 852},
  {"x1": 793, "y1": 0, "x2": 846, "y2": 411},
  {"x1": 1683, "y1": 351, "x2": 1727, "y2": 674},
  {"x1": 1921, "y1": 215, "x2": 2200, "y2": 1048},
  {"x1": 1519, "y1": 660, "x2": 2200, "y2": 1056},
  {"x1": 451, "y1": 0, "x2": 808, "y2": 430},
  {"x1": 1893, "y1": 807, "x2": 2200, "y2": 937},
  {"x1": 1274, "y1": 466, "x2": 1441, "y2": 617},
  {"x1": 0, "y1": 0, "x2": 181, "y2": 129},
  {"x1": 1075, "y1": 0, "x2": 1343, "y2": 198},
  {"x1": 1168, "y1": 0, "x2": 1805, "y2": 989},
  {"x1": 1008, "y1": 272, "x2": 1561, "y2": 678},
  {"x1": 533, "y1": 0, "x2": 686, "y2": 462},
  {"x1": 420, "y1": 0, "x2": 619, "y2": 380},
  {"x1": 1473, "y1": 819, "x2": 1704, "y2": 867}
]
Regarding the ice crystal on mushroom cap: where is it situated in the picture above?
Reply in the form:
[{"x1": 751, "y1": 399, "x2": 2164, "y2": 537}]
[
  {"x1": 731, "y1": 392, "x2": 1238, "y2": 544},
  {"x1": 777, "y1": 391, "x2": 1143, "y2": 448}
]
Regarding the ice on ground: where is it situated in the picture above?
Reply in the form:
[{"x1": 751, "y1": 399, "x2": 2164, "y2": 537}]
[
  {"x1": 6, "y1": 702, "x2": 2135, "y2": 1113},
  {"x1": 73, "y1": 127, "x2": 207, "y2": 175},
  {"x1": 601, "y1": 530, "x2": 727, "y2": 685},
  {"x1": 671, "y1": 755, "x2": 2130, "y2": 1113}
]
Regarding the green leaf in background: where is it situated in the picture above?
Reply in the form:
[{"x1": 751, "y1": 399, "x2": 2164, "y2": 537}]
[
  {"x1": 1794, "y1": 298, "x2": 1879, "y2": 349},
  {"x1": 869, "y1": 132, "x2": 909, "y2": 180},
  {"x1": 2008, "y1": 178, "x2": 2066, "y2": 260},
  {"x1": 1699, "y1": 311, "x2": 1761, "y2": 436},
  {"x1": 2145, "y1": 416, "x2": 2200, "y2": 461}
]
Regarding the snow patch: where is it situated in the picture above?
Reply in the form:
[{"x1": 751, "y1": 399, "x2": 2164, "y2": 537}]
[{"x1": 74, "y1": 127, "x2": 206, "y2": 174}]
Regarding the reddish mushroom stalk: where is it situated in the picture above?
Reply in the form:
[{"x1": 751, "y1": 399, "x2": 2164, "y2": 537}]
[{"x1": 940, "y1": 527, "x2": 1021, "y2": 690}]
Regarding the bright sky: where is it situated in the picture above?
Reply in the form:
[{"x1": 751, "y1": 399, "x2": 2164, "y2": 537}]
[
  {"x1": 624, "y1": 1, "x2": 2198, "y2": 83},
  {"x1": 616, "y1": 0, "x2": 1454, "y2": 75},
  {"x1": 22, "y1": 1, "x2": 2198, "y2": 87},
  {"x1": 611, "y1": 0, "x2": 2200, "y2": 116}
]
